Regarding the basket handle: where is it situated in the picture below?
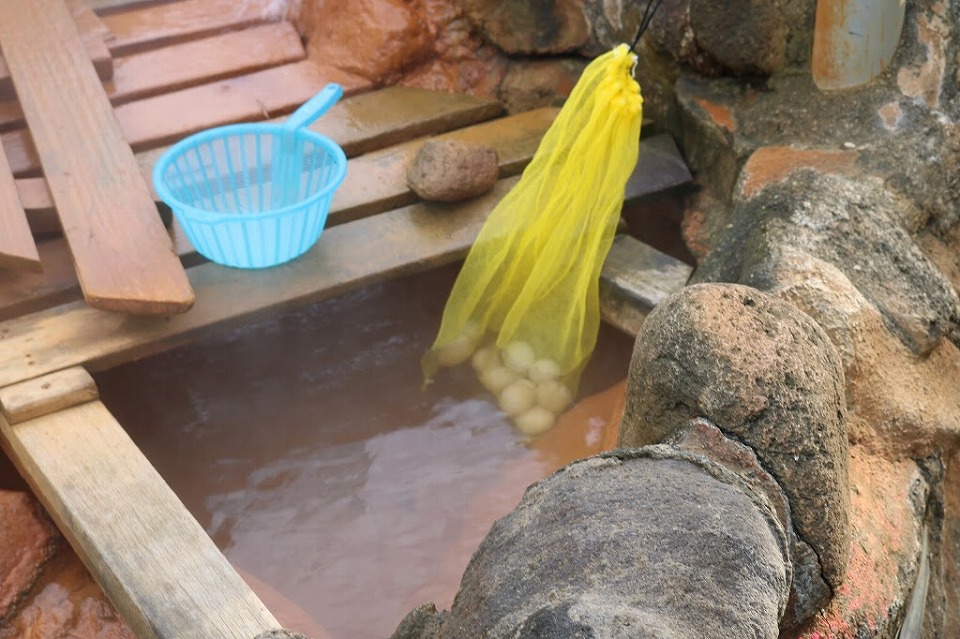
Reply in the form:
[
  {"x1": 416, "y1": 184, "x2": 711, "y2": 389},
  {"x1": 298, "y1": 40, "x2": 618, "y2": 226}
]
[{"x1": 284, "y1": 83, "x2": 344, "y2": 132}]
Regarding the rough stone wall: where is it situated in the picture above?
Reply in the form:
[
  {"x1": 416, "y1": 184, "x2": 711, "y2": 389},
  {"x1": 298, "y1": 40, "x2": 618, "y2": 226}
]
[{"x1": 383, "y1": 0, "x2": 960, "y2": 637}]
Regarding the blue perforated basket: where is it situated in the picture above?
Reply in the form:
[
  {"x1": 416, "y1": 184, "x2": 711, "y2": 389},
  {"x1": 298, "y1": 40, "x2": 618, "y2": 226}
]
[{"x1": 153, "y1": 84, "x2": 347, "y2": 269}]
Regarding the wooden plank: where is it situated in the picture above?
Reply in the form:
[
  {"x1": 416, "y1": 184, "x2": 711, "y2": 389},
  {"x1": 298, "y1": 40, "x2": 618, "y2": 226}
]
[
  {"x1": 599, "y1": 234, "x2": 693, "y2": 336},
  {"x1": 0, "y1": 1, "x2": 112, "y2": 101},
  {"x1": 0, "y1": 22, "x2": 307, "y2": 132},
  {"x1": 0, "y1": 0, "x2": 194, "y2": 315},
  {"x1": 0, "y1": 145, "x2": 39, "y2": 271},
  {"x1": 0, "y1": 401, "x2": 280, "y2": 639},
  {"x1": 132, "y1": 85, "x2": 506, "y2": 176},
  {"x1": 16, "y1": 86, "x2": 503, "y2": 228},
  {"x1": 329, "y1": 107, "x2": 559, "y2": 226},
  {"x1": 0, "y1": 139, "x2": 692, "y2": 387},
  {"x1": 0, "y1": 366, "x2": 98, "y2": 424},
  {"x1": 2, "y1": 88, "x2": 506, "y2": 320},
  {"x1": 91, "y1": 0, "x2": 182, "y2": 16},
  {"x1": 104, "y1": 22, "x2": 305, "y2": 105},
  {"x1": 101, "y1": 0, "x2": 286, "y2": 57},
  {"x1": 2, "y1": 60, "x2": 372, "y2": 176},
  {"x1": 68, "y1": 0, "x2": 114, "y2": 79}
]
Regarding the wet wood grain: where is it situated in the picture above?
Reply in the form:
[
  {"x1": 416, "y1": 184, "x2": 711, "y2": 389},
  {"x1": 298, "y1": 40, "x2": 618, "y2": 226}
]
[
  {"x1": 0, "y1": 367, "x2": 98, "y2": 425},
  {"x1": 101, "y1": 0, "x2": 284, "y2": 57},
  {"x1": 0, "y1": 22, "x2": 307, "y2": 132}
]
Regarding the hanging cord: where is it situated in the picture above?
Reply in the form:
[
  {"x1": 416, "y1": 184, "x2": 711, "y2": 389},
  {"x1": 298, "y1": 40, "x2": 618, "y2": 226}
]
[{"x1": 630, "y1": 0, "x2": 664, "y2": 51}]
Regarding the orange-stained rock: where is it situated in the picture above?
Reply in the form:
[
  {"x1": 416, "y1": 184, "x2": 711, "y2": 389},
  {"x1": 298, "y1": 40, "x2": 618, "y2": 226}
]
[
  {"x1": 738, "y1": 146, "x2": 858, "y2": 201},
  {"x1": 798, "y1": 450, "x2": 927, "y2": 639},
  {"x1": 0, "y1": 548, "x2": 135, "y2": 639},
  {"x1": 0, "y1": 491, "x2": 59, "y2": 624},
  {"x1": 296, "y1": 0, "x2": 434, "y2": 83},
  {"x1": 694, "y1": 97, "x2": 736, "y2": 134}
]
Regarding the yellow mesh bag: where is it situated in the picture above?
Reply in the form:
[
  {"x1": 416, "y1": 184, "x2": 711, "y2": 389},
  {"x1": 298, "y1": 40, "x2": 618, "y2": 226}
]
[{"x1": 423, "y1": 44, "x2": 643, "y2": 435}]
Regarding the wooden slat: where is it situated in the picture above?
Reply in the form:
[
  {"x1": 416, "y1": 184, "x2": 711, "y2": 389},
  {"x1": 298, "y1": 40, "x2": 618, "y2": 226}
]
[
  {"x1": 0, "y1": 366, "x2": 98, "y2": 424},
  {"x1": 0, "y1": 0, "x2": 194, "y2": 315},
  {"x1": 0, "y1": 401, "x2": 280, "y2": 639},
  {"x1": 0, "y1": 0, "x2": 112, "y2": 100},
  {"x1": 0, "y1": 145, "x2": 39, "y2": 271},
  {"x1": 0, "y1": 137, "x2": 693, "y2": 388},
  {"x1": 105, "y1": 22, "x2": 305, "y2": 105},
  {"x1": 599, "y1": 235, "x2": 693, "y2": 336},
  {"x1": 0, "y1": 22, "x2": 307, "y2": 132},
  {"x1": 16, "y1": 85, "x2": 504, "y2": 222},
  {"x1": 1, "y1": 127, "x2": 687, "y2": 322},
  {"x1": 2, "y1": 60, "x2": 372, "y2": 176},
  {"x1": 329, "y1": 107, "x2": 559, "y2": 226},
  {"x1": 0, "y1": 87, "x2": 506, "y2": 320},
  {"x1": 101, "y1": 0, "x2": 285, "y2": 57}
]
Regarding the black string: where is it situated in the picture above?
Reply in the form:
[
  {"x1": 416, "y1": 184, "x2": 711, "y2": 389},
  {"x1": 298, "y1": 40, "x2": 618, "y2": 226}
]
[{"x1": 630, "y1": 0, "x2": 664, "y2": 51}]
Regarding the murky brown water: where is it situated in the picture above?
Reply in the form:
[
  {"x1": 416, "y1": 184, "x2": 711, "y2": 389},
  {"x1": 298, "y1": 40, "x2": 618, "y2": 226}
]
[{"x1": 94, "y1": 263, "x2": 633, "y2": 639}]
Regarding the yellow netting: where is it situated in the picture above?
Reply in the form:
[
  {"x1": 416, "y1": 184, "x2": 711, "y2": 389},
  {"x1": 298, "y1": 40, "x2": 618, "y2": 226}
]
[{"x1": 423, "y1": 44, "x2": 643, "y2": 435}]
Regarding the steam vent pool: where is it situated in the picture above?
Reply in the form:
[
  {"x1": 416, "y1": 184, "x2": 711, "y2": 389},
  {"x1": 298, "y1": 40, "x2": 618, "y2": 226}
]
[{"x1": 93, "y1": 264, "x2": 635, "y2": 639}]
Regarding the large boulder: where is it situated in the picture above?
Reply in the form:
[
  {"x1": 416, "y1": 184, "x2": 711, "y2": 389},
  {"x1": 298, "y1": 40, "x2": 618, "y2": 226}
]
[
  {"x1": 460, "y1": 0, "x2": 589, "y2": 54},
  {"x1": 436, "y1": 448, "x2": 791, "y2": 638},
  {"x1": 620, "y1": 283, "x2": 850, "y2": 623}
]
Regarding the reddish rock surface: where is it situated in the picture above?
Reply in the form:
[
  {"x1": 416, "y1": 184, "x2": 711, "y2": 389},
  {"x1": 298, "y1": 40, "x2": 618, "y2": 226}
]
[
  {"x1": 291, "y1": 0, "x2": 507, "y2": 96},
  {"x1": 0, "y1": 490, "x2": 59, "y2": 625}
]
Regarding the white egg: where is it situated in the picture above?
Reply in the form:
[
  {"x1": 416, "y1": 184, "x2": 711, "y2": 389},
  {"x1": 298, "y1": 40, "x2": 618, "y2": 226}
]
[
  {"x1": 528, "y1": 358, "x2": 562, "y2": 383},
  {"x1": 480, "y1": 366, "x2": 519, "y2": 395},
  {"x1": 462, "y1": 319, "x2": 484, "y2": 342},
  {"x1": 471, "y1": 346, "x2": 499, "y2": 373},
  {"x1": 434, "y1": 334, "x2": 477, "y2": 368},
  {"x1": 502, "y1": 340, "x2": 536, "y2": 375},
  {"x1": 536, "y1": 380, "x2": 573, "y2": 413},
  {"x1": 498, "y1": 379, "x2": 536, "y2": 417},
  {"x1": 515, "y1": 407, "x2": 556, "y2": 436}
]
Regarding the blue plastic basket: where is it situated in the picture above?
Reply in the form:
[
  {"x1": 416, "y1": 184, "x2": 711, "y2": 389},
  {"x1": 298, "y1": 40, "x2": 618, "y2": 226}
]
[{"x1": 153, "y1": 84, "x2": 348, "y2": 269}]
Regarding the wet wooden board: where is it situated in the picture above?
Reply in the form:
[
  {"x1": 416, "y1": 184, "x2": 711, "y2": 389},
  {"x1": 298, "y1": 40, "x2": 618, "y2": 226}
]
[
  {"x1": 2, "y1": 60, "x2": 371, "y2": 177},
  {"x1": 0, "y1": 22, "x2": 307, "y2": 132},
  {"x1": 0, "y1": 0, "x2": 112, "y2": 100},
  {"x1": 0, "y1": 127, "x2": 687, "y2": 323},
  {"x1": 0, "y1": 400, "x2": 281, "y2": 639},
  {"x1": 101, "y1": 0, "x2": 285, "y2": 57},
  {"x1": 0, "y1": 366, "x2": 98, "y2": 424},
  {"x1": 0, "y1": 145, "x2": 39, "y2": 271},
  {"x1": 599, "y1": 234, "x2": 693, "y2": 336},
  {"x1": 0, "y1": 0, "x2": 194, "y2": 314},
  {"x1": 1, "y1": 87, "x2": 505, "y2": 319},
  {"x1": 0, "y1": 141, "x2": 693, "y2": 388},
  {"x1": 17, "y1": 86, "x2": 504, "y2": 225}
]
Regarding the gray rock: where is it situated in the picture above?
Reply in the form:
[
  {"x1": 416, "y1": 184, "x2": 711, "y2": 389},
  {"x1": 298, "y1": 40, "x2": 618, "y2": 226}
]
[
  {"x1": 253, "y1": 631, "x2": 307, "y2": 639},
  {"x1": 437, "y1": 448, "x2": 791, "y2": 639},
  {"x1": 406, "y1": 139, "x2": 499, "y2": 202},
  {"x1": 497, "y1": 58, "x2": 587, "y2": 114},
  {"x1": 620, "y1": 283, "x2": 850, "y2": 596},
  {"x1": 390, "y1": 603, "x2": 446, "y2": 639},
  {"x1": 461, "y1": 0, "x2": 589, "y2": 54},
  {"x1": 689, "y1": 0, "x2": 788, "y2": 75},
  {"x1": 694, "y1": 170, "x2": 960, "y2": 356},
  {"x1": 662, "y1": 417, "x2": 831, "y2": 628}
]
